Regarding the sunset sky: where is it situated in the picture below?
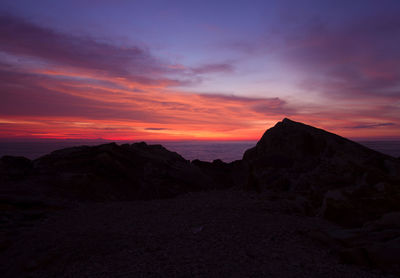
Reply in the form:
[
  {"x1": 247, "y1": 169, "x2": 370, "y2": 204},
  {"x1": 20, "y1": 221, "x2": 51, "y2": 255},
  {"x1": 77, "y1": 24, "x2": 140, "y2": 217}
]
[{"x1": 1, "y1": 0, "x2": 400, "y2": 140}]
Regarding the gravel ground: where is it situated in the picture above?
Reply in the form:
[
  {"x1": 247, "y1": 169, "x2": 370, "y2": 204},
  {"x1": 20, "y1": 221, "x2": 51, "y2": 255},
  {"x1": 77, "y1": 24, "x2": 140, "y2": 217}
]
[{"x1": 0, "y1": 190, "x2": 395, "y2": 278}]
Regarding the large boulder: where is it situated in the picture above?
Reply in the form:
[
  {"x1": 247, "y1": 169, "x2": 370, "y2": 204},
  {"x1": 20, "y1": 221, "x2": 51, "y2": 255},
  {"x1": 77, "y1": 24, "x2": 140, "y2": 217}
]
[
  {"x1": 243, "y1": 118, "x2": 400, "y2": 227},
  {"x1": 245, "y1": 118, "x2": 400, "y2": 273}
]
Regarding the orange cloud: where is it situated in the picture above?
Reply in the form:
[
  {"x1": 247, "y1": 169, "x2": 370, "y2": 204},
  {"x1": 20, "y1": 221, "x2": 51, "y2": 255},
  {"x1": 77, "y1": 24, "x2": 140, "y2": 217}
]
[
  {"x1": 0, "y1": 14, "x2": 399, "y2": 141},
  {"x1": 1, "y1": 62, "x2": 400, "y2": 141}
]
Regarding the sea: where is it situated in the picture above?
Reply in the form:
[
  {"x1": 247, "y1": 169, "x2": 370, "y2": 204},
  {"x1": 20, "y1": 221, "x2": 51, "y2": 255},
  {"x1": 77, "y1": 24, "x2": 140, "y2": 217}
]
[{"x1": 0, "y1": 140, "x2": 399, "y2": 162}]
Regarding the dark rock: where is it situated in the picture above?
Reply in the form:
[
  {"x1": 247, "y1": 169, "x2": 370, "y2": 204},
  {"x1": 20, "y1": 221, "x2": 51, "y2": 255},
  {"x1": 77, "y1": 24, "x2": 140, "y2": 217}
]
[
  {"x1": 191, "y1": 159, "x2": 246, "y2": 189},
  {"x1": 242, "y1": 118, "x2": 400, "y2": 273},
  {"x1": 366, "y1": 237, "x2": 400, "y2": 267},
  {"x1": 0, "y1": 156, "x2": 32, "y2": 180},
  {"x1": 1, "y1": 142, "x2": 218, "y2": 201},
  {"x1": 243, "y1": 118, "x2": 400, "y2": 227},
  {"x1": 364, "y1": 212, "x2": 400, "y2": 230},
  {"x1": 310, "y1": 213, "x2": 400, "y2": 272},
  {"x1": 320, "y1": 185, "x2": 400, "y2": 227}
]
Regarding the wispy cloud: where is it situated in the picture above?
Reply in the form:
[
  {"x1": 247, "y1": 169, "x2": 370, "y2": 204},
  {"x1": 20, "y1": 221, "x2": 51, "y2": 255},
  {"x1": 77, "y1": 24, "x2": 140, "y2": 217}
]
[
  {"x1": 346, "y1": 122, "x2": 395, "y2": 129},
  {"x1": 0, "y1": 13, "x2": 185, "y2": 86},
  {"x1": 191, "y1": 63, "x2": 234, "y2": 74},
  {"x1": 0, "y1": 12, "x2": 399, "y2": 140},
  {"x1": 279, "y1": 14, "x2": 400, "y2": 100},
  {"x1": 0, "y1": 63, "x2": 291, "y2": 139},
  {"x1": 145, "y1": 127, "x2": 169, "y2": 131}
]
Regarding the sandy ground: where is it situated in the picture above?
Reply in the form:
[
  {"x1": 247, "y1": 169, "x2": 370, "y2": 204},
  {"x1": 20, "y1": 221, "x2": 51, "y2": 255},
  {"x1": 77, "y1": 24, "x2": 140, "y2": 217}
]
[{"x1": 0, "y1": 190, "x2": 396, "y2": 278}]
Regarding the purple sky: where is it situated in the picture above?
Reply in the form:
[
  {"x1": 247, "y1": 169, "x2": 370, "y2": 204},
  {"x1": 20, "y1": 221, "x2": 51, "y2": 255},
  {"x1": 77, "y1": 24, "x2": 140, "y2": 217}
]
[{"x1": 1, "y1": 0, "x2": 399, "y2": 140}]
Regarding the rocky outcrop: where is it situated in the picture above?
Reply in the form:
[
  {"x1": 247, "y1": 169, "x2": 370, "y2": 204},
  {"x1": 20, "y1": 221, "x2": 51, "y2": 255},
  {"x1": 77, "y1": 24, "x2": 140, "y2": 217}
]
[
  {"x1": 1, "y1": 142, "x2": 217, "y2": 201},
  {"x1": 242, "y1": 118, "x2": 400, "y2": 271},
  {"x1": 243, "y1": 118, "x2": 400, "y2": 227}
]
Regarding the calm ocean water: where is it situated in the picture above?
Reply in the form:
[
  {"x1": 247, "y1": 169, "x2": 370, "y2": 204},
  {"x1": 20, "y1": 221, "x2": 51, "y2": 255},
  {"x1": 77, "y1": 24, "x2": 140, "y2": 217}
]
[{"x1": 0, "y1": 140, "x2": 399, "y2": 162}]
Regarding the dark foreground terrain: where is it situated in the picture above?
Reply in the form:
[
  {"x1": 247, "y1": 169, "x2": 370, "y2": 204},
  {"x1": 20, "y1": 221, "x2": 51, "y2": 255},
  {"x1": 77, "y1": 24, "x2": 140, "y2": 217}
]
[
  {"x1": 1, "y1": 190, "x2": 397, "y2": 278},
  {"x1": 1, "y1": 118, "x2": 399, "y2": 277}
]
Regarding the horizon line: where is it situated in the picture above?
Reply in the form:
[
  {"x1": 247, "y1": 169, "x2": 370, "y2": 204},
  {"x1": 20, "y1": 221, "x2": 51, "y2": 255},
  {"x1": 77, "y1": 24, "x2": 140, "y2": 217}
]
[{"x1": 0, "y1": 137, "x2": 400, "y2": 142}]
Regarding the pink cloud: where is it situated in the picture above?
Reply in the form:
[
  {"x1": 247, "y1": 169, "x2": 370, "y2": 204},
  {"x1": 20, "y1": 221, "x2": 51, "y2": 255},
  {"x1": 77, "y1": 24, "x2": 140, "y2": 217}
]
[
  {"x1": 0, "y1": 13, "x2": 399, "y2": 140},
  {"x1": 279, "y1": 14, "x2": 400, "y2": 100}
]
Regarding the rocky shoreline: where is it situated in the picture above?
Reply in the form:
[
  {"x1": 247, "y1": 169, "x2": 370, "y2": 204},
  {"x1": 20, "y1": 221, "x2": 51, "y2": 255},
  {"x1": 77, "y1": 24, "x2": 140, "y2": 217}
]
[{"x1": 1, "y1": 118, "x2": 399, "y2": 277}]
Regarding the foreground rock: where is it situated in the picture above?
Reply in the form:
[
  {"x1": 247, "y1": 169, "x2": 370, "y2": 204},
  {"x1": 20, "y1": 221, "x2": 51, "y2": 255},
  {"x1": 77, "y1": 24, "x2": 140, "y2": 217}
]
[{"x1": 310, "y1": 212, "x2": 400, "y2": 274}]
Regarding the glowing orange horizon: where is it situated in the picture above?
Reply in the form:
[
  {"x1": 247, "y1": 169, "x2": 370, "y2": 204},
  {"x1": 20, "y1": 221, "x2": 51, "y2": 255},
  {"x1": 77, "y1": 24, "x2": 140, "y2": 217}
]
[{"x1": 1, "y1": 113, "x2": 399, "y2": 142}]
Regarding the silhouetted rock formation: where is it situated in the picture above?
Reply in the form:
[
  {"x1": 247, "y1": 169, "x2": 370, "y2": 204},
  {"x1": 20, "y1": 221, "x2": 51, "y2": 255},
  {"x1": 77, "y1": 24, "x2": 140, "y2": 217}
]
[
  {"x1": 1, "y1": 142, "x2": 218, "y2": 201},
  {"x1": 242, "y1": 118, "x2": 400, "y2": 271},
  {"x1": 243, "y1": 118, "x2": 400, "y2": 227}
]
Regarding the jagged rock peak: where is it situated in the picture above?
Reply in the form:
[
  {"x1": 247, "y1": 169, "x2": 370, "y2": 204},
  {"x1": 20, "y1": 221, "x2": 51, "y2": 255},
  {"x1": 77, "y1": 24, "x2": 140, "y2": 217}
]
[
  {"x1": 282, "y1": 117, "x2": 295, "y2": 124},
  {"x1": 243, "y1": 117, "x2": 382, "y2": 162},
  {"x1": 267, "y1": 118, "x2": 340, "y2": 137}
]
